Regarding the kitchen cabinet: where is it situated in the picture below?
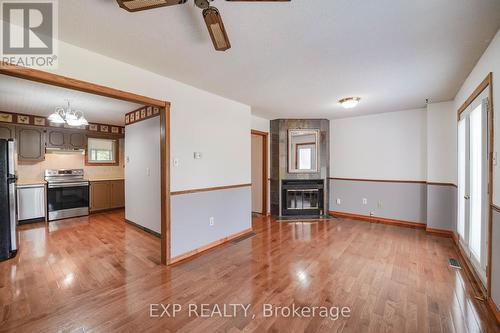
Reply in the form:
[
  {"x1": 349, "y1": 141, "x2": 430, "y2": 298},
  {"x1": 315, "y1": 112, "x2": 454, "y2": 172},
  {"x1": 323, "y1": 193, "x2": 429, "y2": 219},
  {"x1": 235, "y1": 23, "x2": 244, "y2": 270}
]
[
  {"x1": 0, "y1": 124, "x2": 15, "y2": 139},
  {"x1": 67, "y1": 131, "x2": 86, "y2": 150},
  {"x1": 90, "y1": 180, "x2": 125, "y2": 212},
  {"x1": 46, "y1": 129, "x2": 86, "y2": 150},
  {"x1": 16, "y1": 126, "x2": 45, "y2": 161},
  {"x1": 110, "y1": 180, "x2": 125, "y2": 209},
  {"x1": 17, "y1": 184, "x2": 46, "y2": 223}
]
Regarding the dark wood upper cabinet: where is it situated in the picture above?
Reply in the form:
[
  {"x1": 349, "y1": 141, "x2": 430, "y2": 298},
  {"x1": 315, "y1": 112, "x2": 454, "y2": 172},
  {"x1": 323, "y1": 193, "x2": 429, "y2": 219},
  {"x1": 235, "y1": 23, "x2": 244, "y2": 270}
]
[
  {"x1": 46, "y1": 129, "x2": 86, "y2": 150},
  {"x1": 46, "y1": 129, "x2": 66, "y2": 148},
  {"x1": 16, "y1": 126, "x2": 45, "y2": 161},
  {"x1": 67, "y1": 131, "x2": 86, "y2": 150},
  {"x1": 0, "y1": 124, "x2": 15, "y2": 140}
]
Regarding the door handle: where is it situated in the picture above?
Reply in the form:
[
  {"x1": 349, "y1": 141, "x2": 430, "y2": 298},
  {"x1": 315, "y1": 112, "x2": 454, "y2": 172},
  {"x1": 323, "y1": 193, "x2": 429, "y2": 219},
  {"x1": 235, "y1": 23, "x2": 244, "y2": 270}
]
[{"x1": 464, "y1": 194, "x2": 471, "y2": 200}]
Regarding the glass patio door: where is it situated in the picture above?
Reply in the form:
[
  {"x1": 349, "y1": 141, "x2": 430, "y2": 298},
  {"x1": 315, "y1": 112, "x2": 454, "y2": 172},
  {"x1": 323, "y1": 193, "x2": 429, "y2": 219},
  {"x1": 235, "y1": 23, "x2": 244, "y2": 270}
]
[{"x1": 457, "y1": 89, "x2": 489, "y2": 286}]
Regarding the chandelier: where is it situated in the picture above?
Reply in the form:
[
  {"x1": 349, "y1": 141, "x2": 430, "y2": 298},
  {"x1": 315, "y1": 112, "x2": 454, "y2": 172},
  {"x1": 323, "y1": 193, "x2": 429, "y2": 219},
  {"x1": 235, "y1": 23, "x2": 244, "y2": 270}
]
[{"x1": 48, "y1": 101, "x2": 89, "y2": 127}]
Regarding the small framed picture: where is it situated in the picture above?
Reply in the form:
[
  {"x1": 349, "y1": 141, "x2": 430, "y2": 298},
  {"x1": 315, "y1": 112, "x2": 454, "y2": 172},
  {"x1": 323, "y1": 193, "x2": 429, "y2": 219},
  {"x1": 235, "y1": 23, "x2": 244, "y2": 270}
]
[
  {"x1": 153, "y1": 107, "x2": 159, "y2": 114},
  {"x1": 125, "y1": 114, "x2": 130, "y2": 124},
  {"x1": 146, "y1": 107, "x2": 152, "y2": 117},
  {"x1": 135, "y1": 110, "x2": 140, "y2": 120},
  {"x1": 0, "y1": 113, "x2": 13, "y2": 123},
  {"x1": 111, "y1": 127, "x2": 119, "y2": 134},
  {"x1": 141, "y1": 109, "x2": 146, "y2": 119},
  {"x1": 89, "y1": 124, "x2": 98, "y2": 131},
  {"x1": 34, "y1": 117, "x2": 46, "y2": 126},
  {"x1": 130, "y1": 113, "x2": 135, "y2": 122},
  {"x1": 17, "y1": 115, "x2": 30, "y2": 124},
  {"x1": 100, "y1": 125, "x2": 109, "y2": 132}
]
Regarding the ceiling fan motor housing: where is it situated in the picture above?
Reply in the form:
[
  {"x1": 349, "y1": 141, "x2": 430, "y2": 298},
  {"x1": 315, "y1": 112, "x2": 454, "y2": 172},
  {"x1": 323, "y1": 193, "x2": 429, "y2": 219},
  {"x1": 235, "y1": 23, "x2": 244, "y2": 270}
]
[{"x1": 194, "y1": 0, "x2": 213, "y2": 10}]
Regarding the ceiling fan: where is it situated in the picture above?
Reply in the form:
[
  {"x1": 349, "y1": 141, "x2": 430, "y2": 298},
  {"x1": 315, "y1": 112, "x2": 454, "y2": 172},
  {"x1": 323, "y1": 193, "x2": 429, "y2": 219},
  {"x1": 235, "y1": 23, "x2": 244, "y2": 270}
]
[{"x1": 116, "y1": 0, "x2": 290, "y2": 52}]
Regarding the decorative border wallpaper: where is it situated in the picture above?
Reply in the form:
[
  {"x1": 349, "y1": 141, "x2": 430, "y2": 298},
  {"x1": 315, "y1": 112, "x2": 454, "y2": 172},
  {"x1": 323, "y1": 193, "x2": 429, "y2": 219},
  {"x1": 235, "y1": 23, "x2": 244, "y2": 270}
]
[
  {"x1": 125, "y1": 106, "x2": 160, "y2": 126},
  {"x1": 0, "y1": 111, "x2": 125, "y2": 135}
]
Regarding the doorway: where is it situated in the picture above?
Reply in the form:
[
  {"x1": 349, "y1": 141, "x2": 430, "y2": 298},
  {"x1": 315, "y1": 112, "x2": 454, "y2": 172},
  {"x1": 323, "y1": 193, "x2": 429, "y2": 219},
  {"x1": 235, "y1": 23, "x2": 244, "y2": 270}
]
[
  {"x1": 0, "y1": 62, "x2": 171, "y2": 265},
  {"x1": 457, "y1": 83, "x2": 491, "y2": 288},
  {"x1": 251, "y1": 130, "x2": 268, "y2": 215}
]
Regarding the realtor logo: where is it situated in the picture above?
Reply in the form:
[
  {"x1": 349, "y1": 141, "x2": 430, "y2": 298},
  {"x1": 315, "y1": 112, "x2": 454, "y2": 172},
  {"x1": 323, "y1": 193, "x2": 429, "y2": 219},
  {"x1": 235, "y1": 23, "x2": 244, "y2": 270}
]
[{"x1": 1, "y1": 0, "x2": 58, "y2": 68}]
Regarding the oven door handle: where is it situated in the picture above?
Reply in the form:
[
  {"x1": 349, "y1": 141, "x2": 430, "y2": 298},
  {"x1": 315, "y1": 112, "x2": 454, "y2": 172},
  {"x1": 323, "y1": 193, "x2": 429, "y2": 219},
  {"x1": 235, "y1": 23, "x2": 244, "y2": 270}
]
[{"x1": 48, "y1": 182, "x2": 89, "y2": 188}]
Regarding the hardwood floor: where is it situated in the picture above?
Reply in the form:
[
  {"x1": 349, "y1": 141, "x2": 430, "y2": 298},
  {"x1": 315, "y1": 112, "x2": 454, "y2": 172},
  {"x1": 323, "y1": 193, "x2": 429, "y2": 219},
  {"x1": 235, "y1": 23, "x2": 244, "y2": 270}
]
[{"x1": 0, "y1": 211, "x2": 498, "y2": 332}]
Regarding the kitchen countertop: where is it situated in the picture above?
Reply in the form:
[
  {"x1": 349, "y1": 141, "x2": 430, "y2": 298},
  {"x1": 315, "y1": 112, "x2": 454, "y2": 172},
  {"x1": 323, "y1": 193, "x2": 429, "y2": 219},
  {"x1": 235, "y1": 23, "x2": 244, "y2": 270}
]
[
  {"x1": 87, "y1": 176, "x2": 125, "y2": 182},
  {"x1": 17, "y1": 179, "x2": 46, "y2": 186}
]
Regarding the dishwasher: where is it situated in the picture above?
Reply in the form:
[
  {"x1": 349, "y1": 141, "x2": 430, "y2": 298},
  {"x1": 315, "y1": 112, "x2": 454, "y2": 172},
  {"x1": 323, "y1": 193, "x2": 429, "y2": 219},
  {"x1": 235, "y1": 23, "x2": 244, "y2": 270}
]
[{"x1": 17, "y1": 184, "x2": 46, "y2": 223}]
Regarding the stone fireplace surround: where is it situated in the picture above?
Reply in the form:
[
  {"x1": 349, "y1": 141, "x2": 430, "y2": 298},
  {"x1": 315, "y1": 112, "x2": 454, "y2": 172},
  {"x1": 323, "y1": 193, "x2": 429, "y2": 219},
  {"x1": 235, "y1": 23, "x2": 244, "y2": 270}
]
[{"x1": 270, "y1": 119, "x2": 330, "y2": 218}]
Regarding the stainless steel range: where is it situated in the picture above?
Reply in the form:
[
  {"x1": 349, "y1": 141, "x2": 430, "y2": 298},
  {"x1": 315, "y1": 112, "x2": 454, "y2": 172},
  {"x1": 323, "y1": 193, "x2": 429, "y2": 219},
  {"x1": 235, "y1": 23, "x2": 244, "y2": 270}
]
[{"x1": 45, "y1": 169, "x2": 89, "y2": 221}]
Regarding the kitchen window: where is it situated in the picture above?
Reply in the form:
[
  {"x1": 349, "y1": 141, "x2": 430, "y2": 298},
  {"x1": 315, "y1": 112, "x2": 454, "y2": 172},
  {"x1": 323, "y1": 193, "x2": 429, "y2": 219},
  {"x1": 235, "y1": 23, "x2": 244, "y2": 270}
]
[{"x1": 86, "y1": 138, "x2": 119, "y2": 166}]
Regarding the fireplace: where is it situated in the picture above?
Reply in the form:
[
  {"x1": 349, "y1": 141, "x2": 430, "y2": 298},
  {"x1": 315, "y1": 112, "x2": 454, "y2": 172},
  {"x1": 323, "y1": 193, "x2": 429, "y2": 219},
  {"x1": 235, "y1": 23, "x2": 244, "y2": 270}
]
[{"x1": 282, "y1": 179, "x2": 324, "y2": 216}]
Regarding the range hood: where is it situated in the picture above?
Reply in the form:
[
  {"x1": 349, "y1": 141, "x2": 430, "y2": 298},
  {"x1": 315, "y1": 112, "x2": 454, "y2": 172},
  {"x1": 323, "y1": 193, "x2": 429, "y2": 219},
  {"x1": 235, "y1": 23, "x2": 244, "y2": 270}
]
[{"x1": 46, "y1": 147, "x2": 85, "y2": 155}]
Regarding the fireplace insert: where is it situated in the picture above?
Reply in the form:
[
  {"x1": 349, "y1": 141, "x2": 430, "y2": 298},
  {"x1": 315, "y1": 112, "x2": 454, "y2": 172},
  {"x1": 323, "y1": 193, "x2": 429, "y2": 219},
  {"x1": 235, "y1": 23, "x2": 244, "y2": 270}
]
[{"x1": 281, "y1": 179, "x2": 324, "y2": 216}]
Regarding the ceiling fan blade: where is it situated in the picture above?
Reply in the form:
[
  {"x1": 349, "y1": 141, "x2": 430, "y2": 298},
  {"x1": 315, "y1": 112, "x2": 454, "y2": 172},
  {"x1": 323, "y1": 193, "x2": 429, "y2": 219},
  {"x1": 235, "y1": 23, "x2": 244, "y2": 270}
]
[
  {"x1": 116, "y1": 0, "x2": 187, "y2": 12},
  {"x1": 203, "y1": 7, "x2": 231, "y2": 52}
]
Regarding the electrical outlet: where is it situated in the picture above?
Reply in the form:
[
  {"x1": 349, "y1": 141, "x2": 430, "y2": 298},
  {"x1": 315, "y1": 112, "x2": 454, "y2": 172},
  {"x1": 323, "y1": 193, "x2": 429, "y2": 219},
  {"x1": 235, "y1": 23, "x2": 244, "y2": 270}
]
[
  {"x1": 377, "y1": 201, "x2": 383, "y2": 208},
  {"x1": 362, "y1": 198, "x2": 368, "y2": 205},
  {"x1": 194, "y1": 152, "x2": 202, "y2": 159},
  {"x1": 336, "y1": 198, "x2": 341, "y2": 205},
  {"x1": 209, "y1": 217, "x2": 215, "y2": 226},
  {"x1": 146, "y1": 168, "x2": 151, "y2": 176}
]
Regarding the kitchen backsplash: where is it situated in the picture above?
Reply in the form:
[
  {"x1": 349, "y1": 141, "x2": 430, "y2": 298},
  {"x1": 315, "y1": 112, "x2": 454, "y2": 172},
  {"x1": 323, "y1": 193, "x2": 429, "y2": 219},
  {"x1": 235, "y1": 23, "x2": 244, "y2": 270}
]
[{"x1": 17, "y1": 139, "x2": 125, "y2": 180}]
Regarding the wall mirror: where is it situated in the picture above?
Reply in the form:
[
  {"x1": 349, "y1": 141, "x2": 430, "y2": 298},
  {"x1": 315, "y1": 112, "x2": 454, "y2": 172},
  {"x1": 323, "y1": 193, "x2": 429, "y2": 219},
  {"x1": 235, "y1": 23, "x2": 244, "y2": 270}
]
[{"x1": 288, "y1": 129, "x2": 320, "y2": 173}]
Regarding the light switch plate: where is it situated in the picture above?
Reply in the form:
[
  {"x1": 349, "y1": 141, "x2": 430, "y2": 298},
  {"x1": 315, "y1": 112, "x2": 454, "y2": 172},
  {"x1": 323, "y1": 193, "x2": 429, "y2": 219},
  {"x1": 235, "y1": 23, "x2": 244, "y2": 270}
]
[
  {"x1": 173, "y1": 158, "x2": 180, "y2": 167},
  {"x1": 194, "y1": 152, "x2": 202, "y2": 159}
]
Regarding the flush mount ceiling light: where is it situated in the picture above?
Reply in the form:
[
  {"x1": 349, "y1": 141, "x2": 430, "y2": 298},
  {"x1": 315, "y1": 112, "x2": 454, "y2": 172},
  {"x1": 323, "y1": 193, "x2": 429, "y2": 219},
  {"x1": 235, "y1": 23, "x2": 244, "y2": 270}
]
[
  {"x1": 48, "y1": 101, "x2": 89, "y2": 127},
  {"x1": 339, "y1": 97, "x2": 361, "y2": 109}
]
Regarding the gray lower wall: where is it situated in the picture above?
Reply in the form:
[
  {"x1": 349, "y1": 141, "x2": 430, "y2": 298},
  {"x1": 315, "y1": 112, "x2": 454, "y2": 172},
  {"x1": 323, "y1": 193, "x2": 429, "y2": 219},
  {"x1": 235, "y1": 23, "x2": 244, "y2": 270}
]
[
  {"x1": 492, "y1": 207, "x2": 500, "y2": 309},
  {"x1": 426, "y1": 184, "x2": 457, "y2": 231},
  {"x1": 329, "y1": 179, "x2": 457, "y2": 229},
  {"x1": 329, "y1": 179, "x2": 427, "y2": 224},
  {"x1": 171, "y1": 186, "x2": 252, "y2": 258}
]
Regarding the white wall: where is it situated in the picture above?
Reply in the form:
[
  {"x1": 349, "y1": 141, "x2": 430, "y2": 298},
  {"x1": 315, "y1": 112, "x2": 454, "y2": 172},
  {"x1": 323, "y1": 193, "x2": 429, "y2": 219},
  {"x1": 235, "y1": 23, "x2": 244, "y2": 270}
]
[
  {"x1": 50, "y1": 40, "x2": 251, "y2": 192},
  {"x1": 330, "y1": 108, "x2": 428, "y2": 180},
  {"x1": 426, "y1": 101, "x2": 457, "y2": 184},
  {"x1": 125, "y1": 117, "x2": 161, "y2": 233},
  {"x1": 251, "y1": 115, "x2": 270, "y2": 133}
]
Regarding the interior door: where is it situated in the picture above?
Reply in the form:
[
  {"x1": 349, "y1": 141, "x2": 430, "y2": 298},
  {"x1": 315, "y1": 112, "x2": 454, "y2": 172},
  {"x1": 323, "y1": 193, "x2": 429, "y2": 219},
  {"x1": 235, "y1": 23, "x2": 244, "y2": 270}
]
[{"x1": 457, "y1": 89, "x2": 489, "y2": 286}]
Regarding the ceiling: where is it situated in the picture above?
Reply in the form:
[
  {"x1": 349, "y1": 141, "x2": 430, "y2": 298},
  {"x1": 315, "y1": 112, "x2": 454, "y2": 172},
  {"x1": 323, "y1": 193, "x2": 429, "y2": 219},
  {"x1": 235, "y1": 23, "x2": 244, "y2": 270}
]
[
  {"x1": 0, "y1": 75, "x2": 143, "y2": 125},
  {"x1": 58, "y1": 0, "x2": 500, "y2": 119}
]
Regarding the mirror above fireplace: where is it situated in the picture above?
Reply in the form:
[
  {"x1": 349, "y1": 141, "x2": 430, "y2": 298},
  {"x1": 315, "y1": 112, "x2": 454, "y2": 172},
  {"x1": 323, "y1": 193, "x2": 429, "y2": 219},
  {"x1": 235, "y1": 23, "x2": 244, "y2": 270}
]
[{"x1": 288, "y1": 129, "x2": 319, "y2": 173}]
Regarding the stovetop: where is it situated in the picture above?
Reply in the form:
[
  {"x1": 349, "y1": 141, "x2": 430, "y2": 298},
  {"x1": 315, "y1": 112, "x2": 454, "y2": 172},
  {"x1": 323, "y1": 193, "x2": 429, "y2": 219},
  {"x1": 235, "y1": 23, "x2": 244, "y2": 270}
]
[{"x1": 44, "y1": 169, "x2": 88, "y2": 183}]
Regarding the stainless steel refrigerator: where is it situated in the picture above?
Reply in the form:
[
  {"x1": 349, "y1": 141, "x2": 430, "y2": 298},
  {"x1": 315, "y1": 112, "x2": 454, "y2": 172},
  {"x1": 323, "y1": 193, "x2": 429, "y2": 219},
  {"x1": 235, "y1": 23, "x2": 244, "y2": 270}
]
[{"x1": 0, "y1": 139, "x2": 18, "y2": 261}]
